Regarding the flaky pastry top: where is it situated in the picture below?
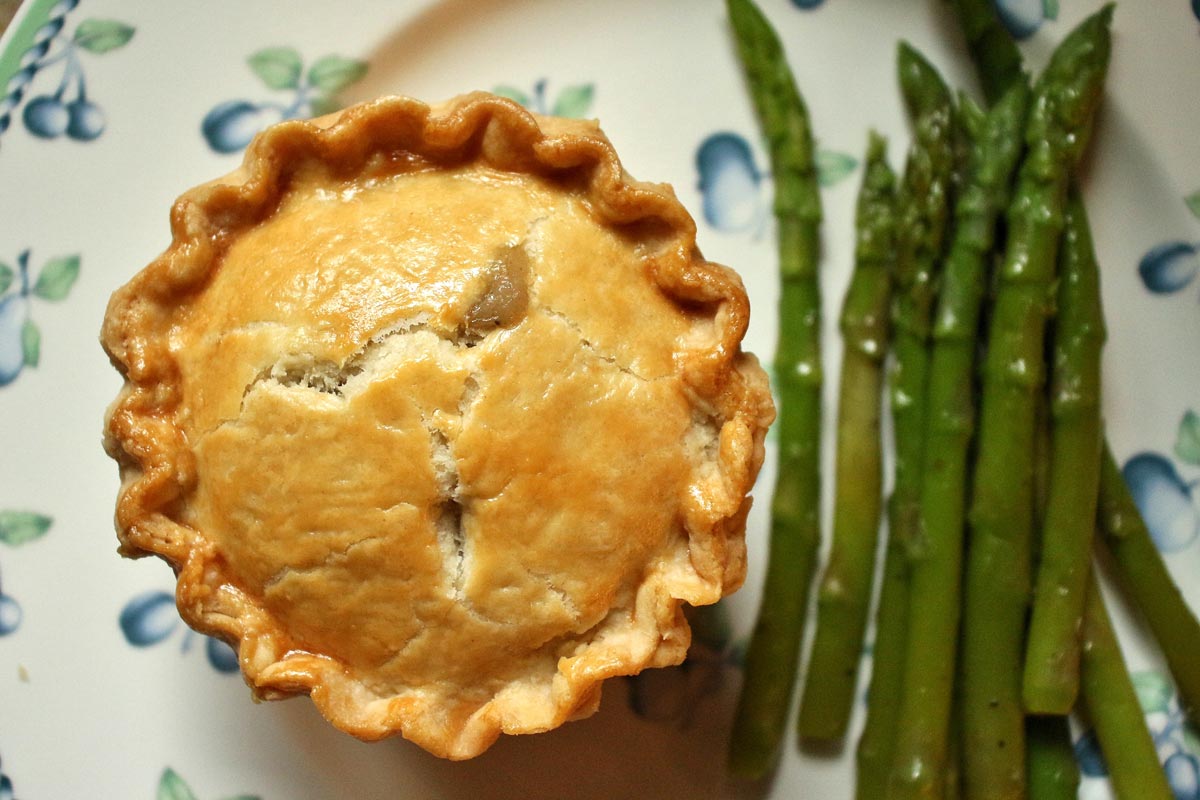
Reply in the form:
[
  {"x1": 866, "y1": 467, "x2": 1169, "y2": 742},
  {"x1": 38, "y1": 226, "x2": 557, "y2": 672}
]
[{"x1": 101, "y1": 92, "x2": 773, "y2": 759}]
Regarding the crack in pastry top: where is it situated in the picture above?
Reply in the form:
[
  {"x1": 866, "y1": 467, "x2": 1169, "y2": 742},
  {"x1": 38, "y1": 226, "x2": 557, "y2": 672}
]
[
  {"x1": 100, "y1": 93, "x2": 773, "y2": 759},
  {"x1": 210, "y1": 228, "x2": 663, "y2": 625}
]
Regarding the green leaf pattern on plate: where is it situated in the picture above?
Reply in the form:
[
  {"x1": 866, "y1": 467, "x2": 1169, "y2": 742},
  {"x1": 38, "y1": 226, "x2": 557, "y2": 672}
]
[
  {"x1": 1185, "y1": 190, "x2": 1200, "y2": 221},
  {"x1": 491, "y1": 79, "x2": 594, "y2": 119},
  {"x1": 551, "y1": 84, "x2": 594, "y2": 119},
  {"x1": 19, "y1": 318, "x2": 38, "y2": 367},
  {"x1": 19, "y1": 319, "x2": 39, "y2": 369},
  {"x1": 158, "y1": 769, "x2": 200, "y2": 800},
  {"x1": 73, "y1": 18, "x2": 136, "y2": 54},
  {"x1": 816, "y1": 148, "x2": 859, "y2": 187},
  {"x1": 492, "y1": 85, "x2": 531, "y2": 107},
  {"x1": 247, "y1": 47, "x2": 303, "y2": 90},
  {"x1": 1175, "y1": 409, "x2": 1200, "y2": 466},
  {"x1": 0, "y1": 511, "x2": 52, "y2": 547},
  {"x1": 157, "y1": 767, "x2": 261, "y2": 800},
  {"x1": 31, "y1": 254, "x2": 80, "y2": 301},
  {"x1": 1131, "y1": 670, "x2": 1175, "y2": 715},
  {"x1": 0, "y1": 250, "x2": 80, "y2": 387},
  {"x1": 306, "y1": 55, "x2": 369, "y2": 94}
]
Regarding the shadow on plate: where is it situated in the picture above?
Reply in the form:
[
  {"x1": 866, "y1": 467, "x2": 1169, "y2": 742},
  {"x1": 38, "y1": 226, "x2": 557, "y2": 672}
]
[{"x1": 268, "y1": 668, "x2": 770, "y2": 800}]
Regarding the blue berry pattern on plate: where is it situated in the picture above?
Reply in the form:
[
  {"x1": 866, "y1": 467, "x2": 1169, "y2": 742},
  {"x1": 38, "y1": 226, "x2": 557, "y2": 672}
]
[
  {"x1": 0, "y1": 250, "x2": 80, "y2": 387},
  {"x1": 156, "y1": 767, "x2": 260, "y2": 800},
  {"x1": 1121, "y1": 453, "x2": 1198, "y2": 554},
  {"x1": 1139, "y1": 241, "x2": 1199, "y2": 295},
  {"x1": 491, "y1": 79, "x2": 594, "y2": 119},
  {"x1": 993, "y1": 0, "x2": 1059, "y2": 40},
  {"x1": 694, "y1": 130, "x2": 857, "y2": 234},
  {"x1": 1075, "y1": 671, "x2": 1200, "y2": 799},
  {"x1": 0, "y1": 510, "x2": 52, "y2": 637},
  {"x1": 1, "y1": 750, "x2": 15, "y2": 800},
  {"x1": 1139, "y1": 192, "x2": 1200, "y2": 297},
  {"x1": 200, "y1": 48, "x2": 368, "y2": 154},
  {"x1": 696, "y1": 132, "x2": 766, "y2": 235},
  {"x1": 1123, "y1": 417, "x2": 1200, "y2": 555},
  {"x1": 0, "y1": 0, "x2": 134, "y2": 144},
  {"x1": 120, "y1": 590, "x2": 240, "y2": 674}
]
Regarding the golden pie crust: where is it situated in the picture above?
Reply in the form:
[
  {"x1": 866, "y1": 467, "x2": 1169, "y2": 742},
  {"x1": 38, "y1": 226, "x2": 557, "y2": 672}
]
[{"x1": 101, "y1": 92, "x2": 773, "y2": 759}]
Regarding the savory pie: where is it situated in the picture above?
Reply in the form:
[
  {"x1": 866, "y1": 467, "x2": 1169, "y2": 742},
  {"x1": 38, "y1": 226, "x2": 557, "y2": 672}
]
[{"x1": 101, "y1": 92, "x2": 773, "y2": 759}]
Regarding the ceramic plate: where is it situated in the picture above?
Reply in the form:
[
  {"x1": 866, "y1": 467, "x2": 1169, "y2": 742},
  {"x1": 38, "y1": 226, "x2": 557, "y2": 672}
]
[{"x1": 1, "y1": 0, "x2": 1198, "y2": 797}]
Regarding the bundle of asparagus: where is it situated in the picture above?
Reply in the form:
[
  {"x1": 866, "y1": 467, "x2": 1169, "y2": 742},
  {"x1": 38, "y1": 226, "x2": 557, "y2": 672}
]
[{"x1": 723, "y1": 0, "x2": 1200, "y2": 796}]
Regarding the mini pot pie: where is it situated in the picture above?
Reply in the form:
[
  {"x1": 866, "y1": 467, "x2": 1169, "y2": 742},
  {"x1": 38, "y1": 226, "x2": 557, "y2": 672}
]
[{"x1": 101, "y1": 92, "x2": 774, "y2": 759}]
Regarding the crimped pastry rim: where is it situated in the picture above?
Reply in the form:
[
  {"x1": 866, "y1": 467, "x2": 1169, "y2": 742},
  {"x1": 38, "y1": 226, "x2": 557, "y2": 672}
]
[{"x1": 100, "y1": 92, "x2": 773, "y2": 758}]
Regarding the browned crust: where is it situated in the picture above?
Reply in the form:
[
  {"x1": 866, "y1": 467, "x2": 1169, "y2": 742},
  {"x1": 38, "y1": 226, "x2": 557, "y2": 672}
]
[{"x1": 100, "y1": 92, "x2": 774, "y2": 758}]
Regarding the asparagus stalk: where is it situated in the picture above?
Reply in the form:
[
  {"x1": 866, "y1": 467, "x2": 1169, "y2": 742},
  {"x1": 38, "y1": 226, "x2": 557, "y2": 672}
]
[
  {"x1": 886, "y1": 44, "x2": 955, "y2": 587},
  {"x1": 1023, "y1": 188, "x2": 1107, "y2": 714},
  {"x1": 855, "y1": 537, "x2": 912, "y2": 798},
  {"x1": 854, "y1": 41, "x2": 955, "y2": 793},
  {"x1": 1026, "y1": 271, "x2": 1080, "y2": 800},
  {"x1": 949, "y1": 0, "x2": 1027, "y2": 103},
  {"x1": 1026, "y1": 287, "x2": 1081, "y2": 800},
  {"x1": 960, "y1": 10, "x2": 1113, "y2": 798},
  {"x1": 797, "y1": 133, "x2": 897, "y2": 743},
  {"x1": 1080, "y1": 575, "x2": 1174, "y2": 800},
  {"x1": 1097, "y1": 445, "x2": 1200, "y2": 719},
  {"x1": 888, "y1": 84, "x2": 1030, "y2": 800},
  {"x1": 1025, "y1": 716, "x2": 1080, "y2": 800},
  {"x1": 725, "y1": 0, "x2": 823, "y2": 777}
]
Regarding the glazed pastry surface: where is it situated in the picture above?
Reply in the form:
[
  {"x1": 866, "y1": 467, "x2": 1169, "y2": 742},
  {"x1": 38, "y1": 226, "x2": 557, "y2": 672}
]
[{"x1": 102, "y1": 93, "x2": 773, "y2": 759}]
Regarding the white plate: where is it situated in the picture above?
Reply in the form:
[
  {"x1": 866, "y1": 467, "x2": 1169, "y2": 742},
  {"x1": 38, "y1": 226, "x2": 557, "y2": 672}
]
[{"x1": 1, "y1": 1, "x2": 1198, "y2": 797}]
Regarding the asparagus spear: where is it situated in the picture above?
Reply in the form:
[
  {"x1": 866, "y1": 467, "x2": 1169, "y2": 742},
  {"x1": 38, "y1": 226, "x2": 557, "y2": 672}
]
[
  {"x1": 1023, "y1": 334, "x2": 1082, "y2": 800},
  {"x1": 854, "y1": 41, "x2": 955, "y2": 793},
  {"x1": 1027, "y1": 280, "x2": 1081, "y2": 800},
  {"x1": 1026, "y1": 274, "x2": 1080, "y2": 800},
  {"x1": 797, "y1": 133, "x2": 896, "y2": 743},
  {"x1": 1097, "y1": 445, "x2": 1200, "y2": 719},
  {"x1": 960, "y1": 9, "x2": 1113, "y2": 797},
  {"x1": 1025, "y1": 716, "x2": 1080, "y2": 800},
  {"x1": 1080, "y1": 574, "x2": 1174, "y2": 800},
  {"x1": 949, "y1": 0, "x2": 1027, "y2": 103},
  {"x1": 887, "y1": 84, "x2": 1030, "y2": 800},
  {"x1": 1023, "y1": 188, "x2": 1107, "y2": 714},
  {"x1": 855, "y1": 536, "x2": 912, "y2": 798},
  {"x1": 886, "y1": 44, "x2": 955, "y2": 582},
  {"x1": 725, "y1": 0, "x2": 823, "y2": 777}
]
